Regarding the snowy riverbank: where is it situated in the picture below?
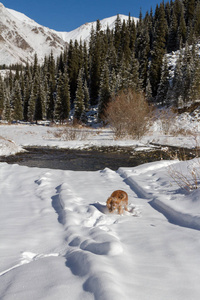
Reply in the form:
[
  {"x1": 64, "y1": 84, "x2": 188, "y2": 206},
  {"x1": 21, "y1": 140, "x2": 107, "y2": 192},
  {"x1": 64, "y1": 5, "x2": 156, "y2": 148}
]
[{"x1": 0, "y1": 108, "x2": 200, "y2": 157}]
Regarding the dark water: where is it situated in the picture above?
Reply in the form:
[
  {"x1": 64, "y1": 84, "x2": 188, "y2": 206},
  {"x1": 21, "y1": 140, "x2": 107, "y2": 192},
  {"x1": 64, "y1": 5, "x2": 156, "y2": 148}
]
[{"x1": 0, "y1": 146, "x2": 197, "y2": 171}]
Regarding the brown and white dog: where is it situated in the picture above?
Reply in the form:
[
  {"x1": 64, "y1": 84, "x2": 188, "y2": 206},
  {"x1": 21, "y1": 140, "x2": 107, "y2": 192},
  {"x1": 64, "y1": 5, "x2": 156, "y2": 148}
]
[{"x1": 106, "y1": 190, "x2": 128, "y2": 214}]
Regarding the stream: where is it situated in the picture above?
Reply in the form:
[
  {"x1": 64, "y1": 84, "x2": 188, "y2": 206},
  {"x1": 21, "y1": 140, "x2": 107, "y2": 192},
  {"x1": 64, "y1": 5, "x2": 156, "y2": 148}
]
[{"x1": 0, "y1": 145, "x2": 197, "y2": 171}]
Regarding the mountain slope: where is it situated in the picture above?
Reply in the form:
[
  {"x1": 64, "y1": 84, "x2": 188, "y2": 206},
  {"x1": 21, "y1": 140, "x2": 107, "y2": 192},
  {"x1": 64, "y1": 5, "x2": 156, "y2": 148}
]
[
  {"x1": 58, "y1": 14, "x2": 138, "y2": 44},
  {"x1": 0, "y1": 2, "x2": 67, "y2": 65}
]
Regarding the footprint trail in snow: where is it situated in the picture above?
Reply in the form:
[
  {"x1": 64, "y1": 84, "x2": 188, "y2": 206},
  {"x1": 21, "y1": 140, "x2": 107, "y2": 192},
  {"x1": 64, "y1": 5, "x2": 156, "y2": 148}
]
[{"x1": 43, "y1": 168, "x2": 141, "y2": 300}]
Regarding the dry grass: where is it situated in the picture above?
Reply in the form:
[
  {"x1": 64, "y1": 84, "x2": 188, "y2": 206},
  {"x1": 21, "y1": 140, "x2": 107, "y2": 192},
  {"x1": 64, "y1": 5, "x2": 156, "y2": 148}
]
[
  {"x1": 52, "y1": 126, "x2": 95, "y2": 141},
  {"x1": 168, "y1": 160, "x2": 200, "y2": 192}
]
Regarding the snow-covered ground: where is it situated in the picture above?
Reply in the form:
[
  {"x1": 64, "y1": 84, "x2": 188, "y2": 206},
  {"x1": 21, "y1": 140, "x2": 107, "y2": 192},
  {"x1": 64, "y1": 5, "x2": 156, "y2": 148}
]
[
  {"x1": 1, "y1": 116, "x2": 200, "y2": 300},
  {"x1": 0, "y1": 107, "x2": 200, "y2": 156}
]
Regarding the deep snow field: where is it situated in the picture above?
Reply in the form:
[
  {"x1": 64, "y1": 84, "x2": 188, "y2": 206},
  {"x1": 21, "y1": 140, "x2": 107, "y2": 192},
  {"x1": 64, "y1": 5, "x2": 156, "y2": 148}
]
[{"x1": 1, "y1": 114, "x2": 200, "y2": 300}]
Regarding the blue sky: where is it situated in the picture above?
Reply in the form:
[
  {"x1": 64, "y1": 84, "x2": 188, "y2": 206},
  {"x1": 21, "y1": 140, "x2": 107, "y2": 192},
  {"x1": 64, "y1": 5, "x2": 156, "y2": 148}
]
[{"x1": 2, "y1": 0, "x2": 163, "y2": 31}]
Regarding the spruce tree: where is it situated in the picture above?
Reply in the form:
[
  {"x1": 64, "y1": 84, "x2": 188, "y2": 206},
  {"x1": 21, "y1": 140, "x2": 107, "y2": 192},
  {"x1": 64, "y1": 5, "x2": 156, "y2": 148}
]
[
  {"x1": 167, "y1": 9, "x2": 178, "y2": 52},
  {"x1": 34, "y1": 86, "x2": 43, "y2": 122},
  {"x1": 149, "y1": 3, "x2": 168, "y2": 97},
  {"x1": 2, "y1": 87, "x2": 11, "y2": 121},
  {"x1": 185, "y1": 0, "x2": 195, "y2": 25},
  {"x1": 98, "y1": 62, "x2": 111, "y2": 120},
  {"x1": 121, "y1": 20, "x2": 131, "y2": 64},
  {"x1": 177, "y1": 5, "x2": 187, "y2": 48},
  {"x1": 54, "y1": 71, "x2": 63, "y2": 122},
  {"x1": 67, "y1": 40, "x2": 80, "y2": 102},
  {"x1": 194, "y1": 1, "x2": 200, "y2": 37},
  {"x1": 83, "y1": 41, "x2": 89, "y2": 83},
  {"x1": 54, "y1": 70, "x2": 70, "y2": 122},
  {"x1": 114, "y1": 14, "x2": 122, "y2": 54},
  {"x1": 83, "y1": 79, "x2": 90, "y2": 111},
  {"x1": 28, "y1": 83, "x2": 36, "y2": 122},
  {"x1": 89, "y1": 21, "x2": 102, "y2": 105},
  {"x1": 171, "y1": 51, "x2": 184, "y2": 107},
  {"x1": 62, "y1": 69, "x2": 71, "y2": 120},
  {"x1": 11, "y1": 80, "x2": 23, "y2": 121},
  {"x1": 129, "y1": 54, "x2": 141, "y2": 92},
  {"x1": 46, "y1": 52, "x2": 56, "y2": 121},
  {"x1": 23, "y1": 64, "x2": 32, "y2": 121},
  {"x1": 156, "y1": 56, "x2": 170, "y2": 105},
  {"x1": 129, "y1": 17, "x2": 136, "y2": 52},
  {"x1": 145, "y1": 74, "x2": 153, "y2": 102},
  {"x1": 136, "y1": 18, "x2": 150, "y2": 89},
  {"x1": 74, "y1": 69, "x2": 85, "y2": 121}
]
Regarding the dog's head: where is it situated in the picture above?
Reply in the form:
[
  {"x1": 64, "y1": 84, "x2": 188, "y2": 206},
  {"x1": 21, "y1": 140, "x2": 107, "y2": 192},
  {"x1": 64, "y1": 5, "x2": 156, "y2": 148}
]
[{"x1": 107, "y1": 197, "x2": 118, "y2": 212}]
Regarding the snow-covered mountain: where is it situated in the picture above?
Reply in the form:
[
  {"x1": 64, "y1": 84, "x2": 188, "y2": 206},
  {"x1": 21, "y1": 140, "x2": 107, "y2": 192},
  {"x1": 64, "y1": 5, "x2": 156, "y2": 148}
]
[
  {"x1": 58, "y1": 14, "x2": 138, "y2": 44},
  {"x1": 0, "y1": 2, "x2": 138, "y2": 65},
  {"x1": 0, "y1": 3, "x2": 68, "y2": 65}
]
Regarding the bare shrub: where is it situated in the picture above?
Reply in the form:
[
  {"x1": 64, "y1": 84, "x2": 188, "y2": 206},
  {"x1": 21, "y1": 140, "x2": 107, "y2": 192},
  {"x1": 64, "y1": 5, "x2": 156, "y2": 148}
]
[
  {"x1": 105, "y1": 89, "x2": 151, "y2": 139},
  {"x1": 53, "y1": 126, "x2": 93, "y2": 141},
  {"x1": 168, "y1": 160, "x2": 200, "y2": 192}
]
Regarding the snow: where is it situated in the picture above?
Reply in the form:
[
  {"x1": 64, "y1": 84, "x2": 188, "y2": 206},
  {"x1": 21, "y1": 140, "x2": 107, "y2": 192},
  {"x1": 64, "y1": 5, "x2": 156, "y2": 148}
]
[
  {"x1": 0, "y1": 2, "x2": 66, "y2": 65},
  {"x1": 1, "y1": 118, "x2": 200, "y2": 299},
  {"x1": 58, "y1": 15, "x2": 138, "y2": 44}
]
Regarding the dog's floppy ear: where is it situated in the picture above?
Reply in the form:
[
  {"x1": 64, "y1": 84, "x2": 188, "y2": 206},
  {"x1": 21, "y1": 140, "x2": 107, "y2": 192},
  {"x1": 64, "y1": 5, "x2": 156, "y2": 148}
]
[{"x1": 106, "y1": 197, "x2": 112, "y2": 208}]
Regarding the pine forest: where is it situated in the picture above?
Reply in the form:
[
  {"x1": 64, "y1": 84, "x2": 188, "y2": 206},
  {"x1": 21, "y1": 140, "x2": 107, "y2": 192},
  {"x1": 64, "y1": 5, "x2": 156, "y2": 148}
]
[{"x1": 1, "y1": 0, "x2": 200, "y2": 124}]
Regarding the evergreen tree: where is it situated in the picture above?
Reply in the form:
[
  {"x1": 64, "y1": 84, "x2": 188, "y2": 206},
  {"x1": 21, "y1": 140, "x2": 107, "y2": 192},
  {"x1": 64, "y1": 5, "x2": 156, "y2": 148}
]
[
  {"x1": 46, "y1": 52, "x2": 56, "y2": 121},
  {"x1": 67, "y1": 40, "x2": 80, "y2": 102},
  {"x1": 167, "y1": 9, "x2": 178, "y2": 52},
  {"x1": 23, "y1": 64, "x2": 32, "y2": 121},
  {"x1": 121, "y1": 20, "x2": 131, "y2": 64},
  {"x1": 83, "y1": 41, "x2": 89, "y2": 83},
  {"x1": 33, "y1": 53, "x2": 39, "y2": 77},
  {"x1": 156, "y1": 56, "x2": 170, "y2": 105},
  {"x1": 114, "y1": 14, "x2": 122, "y2": 54},
  {"x1": 109, "y1": 69, "x2": 118, "y2": 94},
  {"x1": 28, "y1": 83, "x2": 36, "y2": 122},
  {"x1": 165, "y1": 1, "x2": 171, "y2": 27},
  {"x1": 106, "y1": 36, "x2": 117, "y2": 71},
  {"x1": 145, "y1": 73, "x2": 153, "y2": 102},
  {"x1": 194, "y1": 1, "x2": 200, "y2": 37},
  {"x1": 171, "y1": 51, "x2": 184, "y2": 106},
  {"x1": 62, "y1": 69, "x2": 71, "y2": 120},
  {"x1": 177, "y1": 5, "x2": 187, "y2": 48},
  {"x1": 89, "y1": 21, "x2": 102, "y2": 105},
  {"x1": 43, "y1": 73, "x2": 50, "y2": 120},
  {"x1": 182, "y1": 42, "x2": 194, "y2": 103},
  {"x1": 57, "y1": 52, "x2": 65, "y2": 73},
  {"x1": 83, "y1": 79, "x2": 90, "y2": 111},
  {"x1": 54, "y1": 71, "x2": 63, "y2": 122},
  {"x1": 129, "y1": 17, "x2": 136, "y2": 52},
  {"x1": 2, "y1": 87, "x2": 11, "y2": 121},
  {"x1": 185, "y1": 0, "x2": 195, "y2": 25},
  {"x1": 129, "y1": 54, "x2": 141, "y2": 92},
  {"x1": 74, "y1": 69, "x2": 85, "y2": 121},
  {"x1": 149, "y1": 3, "x2": 168, "y2": 97},
  {"x1": 136, "y1": 17, "x2": 150, "y2": 89},
  {"x1": 11, "y1": 80, "x2": 23, "y2": 121},
  {"x1": 98, "y1": 62, "x2": 111, "y2": 120},
  {"x1": 34, "y1": 85, "x2": 44, "y2": 122},
  {"x1": 54, "y1": 70, "x2": 70, "y2": 122}
]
